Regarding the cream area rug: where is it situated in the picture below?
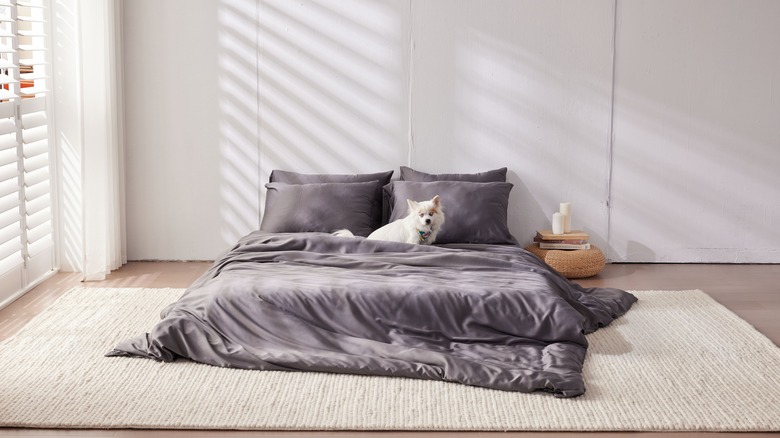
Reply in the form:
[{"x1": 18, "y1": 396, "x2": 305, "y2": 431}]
[{"x1": 0, "y1": 287, "x2": 778, "y2": 431}]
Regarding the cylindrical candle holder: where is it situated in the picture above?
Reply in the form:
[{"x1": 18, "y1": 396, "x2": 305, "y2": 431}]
[
  {"x1": 560, "y1": 202, "x2": 571, "y2": 233},
  {"x1": 552, "y1": 212, "x2": 564, "y2": 235}
]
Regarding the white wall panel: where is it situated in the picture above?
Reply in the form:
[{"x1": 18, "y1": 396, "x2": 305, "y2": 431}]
[
  {"x1": 410, "y1": 0, "x2": 615, "y2": 249},
  {"x1": 257, "y1": 0, "x2": 410, "y2": 205},
  {"x1": 610, "y1": 0, "x2": 780, "y2": 262},
  {"x1": 123, "y1": 0, "x2": 260, "y2": 260},
  {"x1": 122, "y1": 0, "x2": 780, "y2": 263}
]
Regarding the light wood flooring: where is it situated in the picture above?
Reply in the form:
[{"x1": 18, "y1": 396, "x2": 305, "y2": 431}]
[{"x1": 0, "y1": 262, "x2": 778, "y2": 438}]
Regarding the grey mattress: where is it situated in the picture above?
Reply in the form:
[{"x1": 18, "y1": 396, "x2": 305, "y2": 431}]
[{"x1": 107, "y1": 231, "x2": 636, "y2": 398}]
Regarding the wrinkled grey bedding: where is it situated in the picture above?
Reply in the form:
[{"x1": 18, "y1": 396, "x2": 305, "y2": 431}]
[{"x1": 107, "y1": 231, "x2": 636, "y2": 398}]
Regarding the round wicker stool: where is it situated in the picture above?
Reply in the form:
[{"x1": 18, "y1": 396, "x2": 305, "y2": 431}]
[{"x1": 525, "y1": 244, "x2": 606, "y2": 279}]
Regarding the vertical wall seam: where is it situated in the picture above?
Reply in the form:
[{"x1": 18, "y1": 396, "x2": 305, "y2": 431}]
[
  {"x1": 406, "y1": 0, "x2": 414, "y2": 167},
  {"x1": 74, "y1": 0, "x2": 87, "y2": 280},
  {"x1": 256, "y1": 0, "x2": 263, "y2": 224},
  {"x1": 605, "y1": 0, "x2": 618, "y2": 262}
]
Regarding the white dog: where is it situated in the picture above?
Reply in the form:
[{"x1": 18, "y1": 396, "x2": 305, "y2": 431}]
[{"x1": 334, "y1": 195, "x2": 444, "y2": 245}]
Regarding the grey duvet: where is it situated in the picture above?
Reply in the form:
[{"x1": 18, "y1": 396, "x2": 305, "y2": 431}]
[{"x1": 107, "y1": 231, "x2": 636, "y2": 398}]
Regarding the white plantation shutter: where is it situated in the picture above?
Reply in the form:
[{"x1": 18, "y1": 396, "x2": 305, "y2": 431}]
[
  {"x1": 0, "y1": 0, "x2": 54, "y2": 307},
  {"x1": 22, "y1": 96, "x2": 51, "y2": 256},
  {"x1": 0, "y1": 101, "x2": 21, "y2": 275}
]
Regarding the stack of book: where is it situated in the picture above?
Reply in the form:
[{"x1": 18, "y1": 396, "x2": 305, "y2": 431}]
[{"x1": 534, "y1": 229, "x2": 590, "y2": 250}]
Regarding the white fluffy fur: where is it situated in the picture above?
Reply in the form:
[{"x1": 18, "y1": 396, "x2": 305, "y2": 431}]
[{"x1": 334, "y1": 195, "x2": 444, "y2": 245}]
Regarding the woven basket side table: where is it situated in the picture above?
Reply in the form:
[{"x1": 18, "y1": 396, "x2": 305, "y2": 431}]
[{"x1": 525, "y1": 243, "x2": 605, "y2": 279}]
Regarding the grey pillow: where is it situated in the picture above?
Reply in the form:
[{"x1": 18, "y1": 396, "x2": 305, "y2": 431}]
[
  {"x1": 270, "y1": 170, "x2": 393, "y2": 229},
  {"x1": 270, "y1": 169, "x2": 393, "y2": 185},
  {"x1": 260, "y1": 181, "x2": 378, "y2": 237},
  {"x1": 399, "y1": 166, "x2": 507, "y2": 182},
  {"x1": 385, "y1": 181, "x2": 515, "y2": 244}
]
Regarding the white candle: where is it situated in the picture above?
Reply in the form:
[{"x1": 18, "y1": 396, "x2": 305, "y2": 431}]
[
  {"x1": 559, "y1": 202, "x2": 572, "y2": 233},
  {"x1": 552, "y1": 212, "x2": 564, "y2": 235}
]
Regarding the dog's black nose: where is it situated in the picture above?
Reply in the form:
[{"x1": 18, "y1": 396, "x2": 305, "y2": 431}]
[{"x1": 425, "y1": 218, "x2": 431, "y2": 225}]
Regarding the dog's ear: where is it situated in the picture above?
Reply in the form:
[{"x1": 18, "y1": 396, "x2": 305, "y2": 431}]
[
  {"x1": 407, "y1": 198, "x2": 419, "y2": 212},
  {"x1": 431, "y1": 195, "x2": 441, "y2": 207}
]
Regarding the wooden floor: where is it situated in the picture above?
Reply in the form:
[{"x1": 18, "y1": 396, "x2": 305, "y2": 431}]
[{"x1": 1, "y1": 262, "x2": 778, "y2": 437}]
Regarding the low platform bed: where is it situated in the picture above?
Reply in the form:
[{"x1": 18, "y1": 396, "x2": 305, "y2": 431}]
[{"x1": 108, "y1": 167, "x2": 636, "y2": 398}]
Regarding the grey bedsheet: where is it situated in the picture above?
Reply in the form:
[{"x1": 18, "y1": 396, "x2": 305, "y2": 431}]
[{"x1": 107, "y1": 231, "x2": 636, "y2": 398}]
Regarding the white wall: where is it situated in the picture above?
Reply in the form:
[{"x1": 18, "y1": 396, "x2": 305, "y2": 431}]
[
  {"x1": 257, "y1": 0, "x2": 411, "y2": 205},
  {"x1": 123, "y1": 0, "x2": 780, "y2": 263},
  {"x1": 610, "y1": 0, "x2": 780, "y2": 262},
  {"x1": 124, "y1": 0, "x2": 260, "y2": 260},
  {"x1": 409, "y1": 0, "x2": 615, "y2": 253},
  {"x1": 52, "y1": 0, "x2": 84, "y2": 272}
]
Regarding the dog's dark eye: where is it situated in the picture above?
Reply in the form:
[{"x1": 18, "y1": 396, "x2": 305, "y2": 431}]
[{"x1": 419, "y1": 213, "x2": 424, "y2": 217}]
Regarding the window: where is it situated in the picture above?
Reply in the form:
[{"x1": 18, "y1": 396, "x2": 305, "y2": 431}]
[{"x1": 0, "y1": 0, "x2": 54, "y2": 306}]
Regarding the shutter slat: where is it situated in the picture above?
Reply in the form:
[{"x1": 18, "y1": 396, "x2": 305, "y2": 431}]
[
  {"x1": 0, "y1": 118, "x2": 16, "y2": 135},
  {"x1": 20, "y1": 96, "x2": 45, "y2": 113},
  {"x1": 27, "y1": 233, "x2": 51, "y2": 255},
  {"x1": 17, "y1": 16, "x2": 46, "y2": 23},
  {"x1": 20, "y1": 72, "x2": 47, "y2": 81},
  {"x1": 18, "y1": 30, "x2": 47, "y2": 37},
  {"x1": 19, "y1": 59, "x2": 46, "y2": 67},
  {"x1": 21, "y1": 112, "x2": 46, "y2": 129},
  {"x1": 0, "y1": 177, "x2": 16, "y2": 198},
  {"x1": 0, "y1": 89, "x2": 18, "y2": 100},
  {"x1": 24, "y1": 166, "x2": 48, "y2": 187},
  {"x1": 25, "y1": 181, "x2": 49, "y2": 202},
  {"x1": 26, "y1": 206, "x2": 50, "y2": 230},
  {"x1": 22, "y1": 125, "x2": 47, "y2": 144},
  {"x1": 20, "y1": 86, "x2": 48, "y2": 96},
  {"x1": 27, "y1": 221, "x2": 51, "y2": 244},
  {"x1": 0, "y1": 147, "x2": 16, "y2": 166},
  {"x1": 25, "y1": 192, "x2": 49, "y2": 215},
  {"x1": 0, "y1": 73, "x2": 18, "y2": 85},
  {"x1": 17, "y1": 1, "x2": 45, "y2": 7},
  {"x1": 0, "y1": 205, "x2": 19, "y2": 229},
  {"x1": 0, "y1": 191, "x2": 19, "y2": 213},
  {"x1": 0, "y1": 133, "x2": 18, "y2": 151},
  {"x1": 0, "y1": 162, "x2": 17, "y2": 182},
  {"x1": 24, "y1": 139, "x2": 47, "y2": 158},
  {"x1": 0, "y1": 221, "x2": 20, "y2": 245},
  {"x1": 17, "y1": 1, "x2": 46, "y2": 8},
  {"x1": 23, "y1": 152, "x2": 47, "y2": 173},
  {"x1": 0, "y1": 237, "x2": 22, "y2": 263},
  {"x1": 0, "y1": 100, "x2": 15, "y2": 118},
  {"x1": 18, "y1": 44, "x2": 44, "y2": 52}
]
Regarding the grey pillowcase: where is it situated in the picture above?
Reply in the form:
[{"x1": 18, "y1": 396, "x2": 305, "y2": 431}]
[
  {"x1": 270, "y1": 169, "x2": 394, "y2": 185},
  {"x1": 270, "y1": 170, "x2": 393, "y2": 229},
  {"x1": 260, "y1": 181, "x2": 378, "y2": 237},
  {"x1": 386, "y1": 181, "x2": 516, "y2": 244},
  {"x1": 399, "y1": 166, "x2": 507, "y2": 182}
]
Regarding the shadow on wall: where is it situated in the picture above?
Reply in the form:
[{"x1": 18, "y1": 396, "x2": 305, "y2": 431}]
[
  {"x1": 610, "y1": 85, "x2": 780, "y2": 262},
  {"x1": 505, "y1": 170, "x2": 545, "y2": 244},
  {"x1": 446, "y1": 26, "x2": 612, "y2": 248},
  {"x1": 454, "y1": 32, "x2": 555, "y2": 241},
  {"x1": 625, "y1": 240, "x2": 655, "y2": 263},
  {"x1": 217, "y1": 0, "x2": 261, "y2": 246},
  {"x1": 57, "y1": 134, "x2": 82, "y2": 272},
  {"x1": 53, "y1": 0, "x2": 83, "y2": 272},
  {"x1": 604, "y1": 2, "x2": 780, "y2": 262},
  {"x1": 256, "y1": 0, "x2": 409, "y2": 213}
]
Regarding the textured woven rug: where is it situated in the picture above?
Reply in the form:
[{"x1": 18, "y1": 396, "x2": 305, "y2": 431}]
[{"x1": 0, "y1": 287, "x2": 778, "y2": 431}]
